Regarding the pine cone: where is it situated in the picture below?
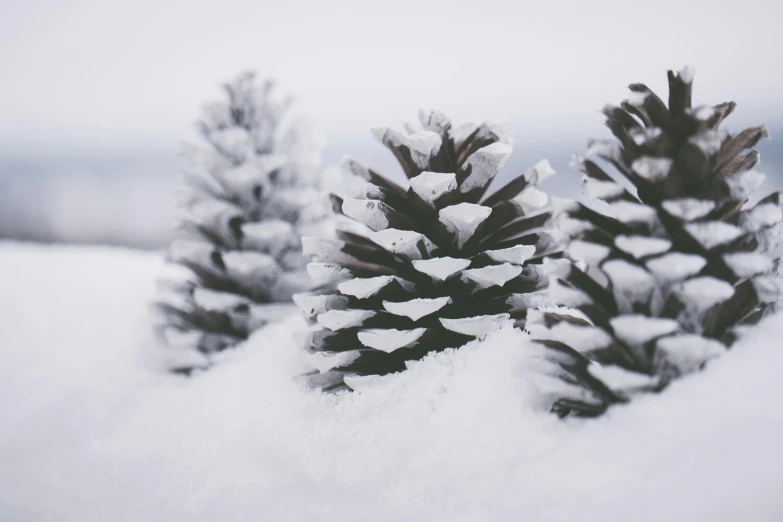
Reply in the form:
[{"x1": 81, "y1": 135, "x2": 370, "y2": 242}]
[
  {"x1": 157, "y1": 72, "x2": 325, "y2": 373},
  {"x1": 295, "y1": 110, "x2": 561, "y2": 390},
  {"x1": 529, "y1": 68, "x2": 783, "y2": 417}
]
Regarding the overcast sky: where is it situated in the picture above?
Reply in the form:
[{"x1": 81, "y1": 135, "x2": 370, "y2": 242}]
[{"x1": 2, "y1": 0, "x2": 782, "y2": 155}]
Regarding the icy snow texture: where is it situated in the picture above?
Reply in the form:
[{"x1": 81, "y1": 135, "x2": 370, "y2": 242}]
[{"x1": 3, "y1": 243, "x2": 783, "y2": 522}]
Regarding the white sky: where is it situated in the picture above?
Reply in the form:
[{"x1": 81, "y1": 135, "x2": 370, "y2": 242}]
[{"x1": 2, "y1": 0, "x2": 782, "y2": 154}]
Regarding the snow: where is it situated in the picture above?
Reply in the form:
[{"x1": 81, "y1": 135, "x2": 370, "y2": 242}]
[
  {"x1": 661, "y1": 198, "x2": 716, "y2": 221},
  {"x1": 689, "y1": 131, "x2": 726, "y2": 156},
  {"x1": 610, "y1": 315, "x2": 679, "y2": 345},
  {"x1": 412, "y1": 256, "x2": 471, "y2": 281},
  {"x1": 458, "y1": 142, "x2": 512, "y2": 193},
  {"x1": 609, "y1": 201, "x2": 657, "y2": 225},
  {"x1": 370, "y1": 228, "x2": 436, "y2": 260},
  {"x1": 567, "y1": 239, "x2": 611, "y2": 265},
  {"x1": 646, "y1": 252, "x2": 707, "y2": 282},
  {"x1": 723, "y1": 252, "x2": 774, "y2": 278},
  {"x1": 679, "y1": 65, "x2": 695, "y2": 84},
  {"x1": 409, "y1": 171, "x2": 457, "y2": 206},
  {"x1": 655, "y1": 334, "x2": 726, "y2": 375},
  {"x1": 342, "y1": 198, "x2": 393, "y2": 231},
  {"x1": 675, "y1": 276, "x2": 735, "y2": 311},
  {"x1": 371, "y1": 128, "x2": 442, "y2": 170},
  {"x1": 3, "y1": 242, "x2": 783, "y2": 522},
  {"x1": 338, "y1": 275, "x2": 415, "y2": 299},
  {"x1": 439, "y1": 314, "x2": 512, "y2": 338},
  {"x1": 317, "y1": 309, "x2": 376, "y2": 330},
  {"x1": 438, "y1": 202, "x2": 493, "y2": 249},
  {"x1": 357, "y1": 327, "x2": 427, "y2": 352},
  {"x1": 485, "y1": 244, "x2": 536, "y2": 264},
  {"x1": 728, "y1": 169, "x2": 766, "y2": 199},
  {"x1": 383, "y1": 297, "x2": 452, "y2": 321},
  {"x1": 461, "y1": 263, "x2": 523, "y2": 289},
  {"x1": 631, "y1": 156, "x2": 673, "y2": 182},
  {"x1": 307, "y1": 262, "x2": 354, "y2": 284},
  {"x1": 685, "y1": 221, "x2": 745, "y2": 250},
  {"x1": 615, "y1": 235, "x2": 672, "y2": 259}
]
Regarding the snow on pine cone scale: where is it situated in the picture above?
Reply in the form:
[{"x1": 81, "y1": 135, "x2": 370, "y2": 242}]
[
  {"x1": 157, "y1": 72, "x2": 325, "y2": 373},
  {"x1": 529, "y1": 68, "x2": 783, "y2": 417},
  {"x1": 295, "y1": 110, "x2": 561, "y2": 390}
]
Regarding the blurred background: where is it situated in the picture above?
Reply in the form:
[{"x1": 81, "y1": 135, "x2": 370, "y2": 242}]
[{"x1": 2, "y1": 0, "x2": 782, "y2": 249}]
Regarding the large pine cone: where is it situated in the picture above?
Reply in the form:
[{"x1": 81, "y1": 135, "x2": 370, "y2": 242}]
[
  {"x1": 529, "y1": 68, "x2": 783, "y2": 417},
  {"x1": 295, "y1": 110, "x2": 561, "y2": 390}
]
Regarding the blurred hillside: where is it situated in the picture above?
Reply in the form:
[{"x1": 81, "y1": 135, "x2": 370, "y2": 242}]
[{"x1": 2, "y1": 125, "x2": 781, "y2": 249}]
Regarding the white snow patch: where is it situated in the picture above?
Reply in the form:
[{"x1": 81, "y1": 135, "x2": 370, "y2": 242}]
[
  {"x1": 728, "y1": 169, "x2": 766, "y2": 199},
  {"x1": 723, "y1": 253, "x2": 774, "y2": 279},
  {"x1": 661, "y1": 198, "x2": 716, "y2": 221},
  {"x1": 655, "y1": 334, "x2": 726, "y2": 375},
  {"x1": 646, "y1": 253, "x2": 707, "y2": 282},
  {"x1": 307, "y1": 262, "x2": 354, "y2": 284},
  {"x1": 438, "y1": 203, "x2": 492, "y2": 249},
  {"x1": 610, "y1": 315, "x2": 679, "y2": 345},
  {"x1": 439, "y1": 314, "x2": 512, "y2": 339},
  {"x1": 370, "y1": 229, "x2": 435, "y2": 261},
  {"x1": 567, "y1": 240, "x2": 611, "y2": 265},
  {"x1": 409, "y1": 171, "x2": 457, "y2": 206},
  {"x1": 461, "y1": 263, "x2": 522, "y2": 289},
  {"x1": 317, "y1": 309, "x2": 376, "y2": 331},
  {"x1": 675, "y1": 277, "x2": 735, "y2": 311},
  {"x1": 615, "y1": 235, "x2": 672, "y2": 259},
  {"x1": 609, "y1": 201, "x2": 657, "y2": 224},
  {"x1": 631, "y1": 156, "x2": 673, "y2": 182},
  {"x1": 459, "y1": 142, "x2": 512, "y2": 193},
  {"x1": 383, "y1": 297, "x2": 452, "y2": 321},
  {"x1": 685, "y1": 221, "x2": 744, "y2": 250},
  {"x1": 342, "y1": 199, "x2": 392, "y2": 231},
  {"x1": 3, "y1": 243, "x2": 783, "y2": 522},
  {"x1": 357, "y1": 328, "x2": 427, "y2": 352},
  {"x1": 412, "y1": 256, "x2": 471, "y2": 281},
  {"x1": 485, "y1": 244, "x2": 537, "y2": 264},
  {"x1": 338, "y1": 276, "x2": 415, "y2": 299}
]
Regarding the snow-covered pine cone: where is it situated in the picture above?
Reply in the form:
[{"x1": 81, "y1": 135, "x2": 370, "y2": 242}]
[
  {"x1": 295, "y1": 110, "x2": 561, "y2": 390},
  {"x1": 157, "y1": 72, "x2": 326, "y2": 373},
  {"x1": 529, "y1": 68, "x2": 783, "y2": 417}
]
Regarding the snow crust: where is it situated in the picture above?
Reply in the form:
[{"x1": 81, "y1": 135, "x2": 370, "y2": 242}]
[{"x1": 3, "y1": 243, "x2": 783, "y2": 522}]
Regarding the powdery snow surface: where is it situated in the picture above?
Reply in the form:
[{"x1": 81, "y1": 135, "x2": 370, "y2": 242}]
[{"x1": 1, "y1": 242, "x2": 783, "y2": 521}]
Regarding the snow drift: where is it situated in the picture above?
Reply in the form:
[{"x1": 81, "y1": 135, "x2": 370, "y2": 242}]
[{"x1": 1, "y1": 242, "x2": 782, "y2": 521}]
